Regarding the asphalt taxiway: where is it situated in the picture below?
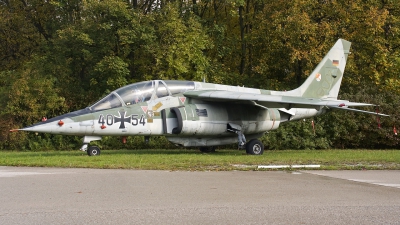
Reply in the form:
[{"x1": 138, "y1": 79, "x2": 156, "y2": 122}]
[{"x1": 0, "y1": 167, "x2": 399, "y2": 224}]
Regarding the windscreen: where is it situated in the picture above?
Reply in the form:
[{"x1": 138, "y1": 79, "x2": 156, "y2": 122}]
[
  {"x1": 90, "y1": 93, "x2": 122, "y2": 111},
  {"x1": 90, "y1": 81, "x2": 155, "y2": 111}
]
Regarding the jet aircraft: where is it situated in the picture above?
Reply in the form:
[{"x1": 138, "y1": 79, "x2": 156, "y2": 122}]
[{"x1": 13, "y1": 39, "x2": 388, "y2": 156}]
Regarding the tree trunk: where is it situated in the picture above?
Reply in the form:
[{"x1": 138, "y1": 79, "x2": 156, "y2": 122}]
[{"x1": 239, "y1": 5, "x2": 246, "y2": 75}]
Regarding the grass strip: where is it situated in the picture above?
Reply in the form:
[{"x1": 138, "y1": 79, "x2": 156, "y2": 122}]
[{"x1": 0, "y1": 149, "x2": 399, "y2": 171}]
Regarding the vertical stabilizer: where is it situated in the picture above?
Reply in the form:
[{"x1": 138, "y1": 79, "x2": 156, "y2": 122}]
[{"x1": 285, "y1": 39, "x2": 351, "y2": 99}]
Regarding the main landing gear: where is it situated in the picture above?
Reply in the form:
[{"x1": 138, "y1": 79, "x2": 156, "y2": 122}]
[
  {"x1": 245, "y1": 139, "x2": 264, "y2": 155},
  {"x1": 227, "y1": 123, "x2": 265, "y2": 155}
]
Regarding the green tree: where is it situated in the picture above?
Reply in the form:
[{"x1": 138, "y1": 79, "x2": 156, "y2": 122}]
[
  {"x1": 1, "y1": 0, "x2": 399, "y2": 150},
  {"x1": 150, "y1": 3, "x2": 211, "y2": 81}
]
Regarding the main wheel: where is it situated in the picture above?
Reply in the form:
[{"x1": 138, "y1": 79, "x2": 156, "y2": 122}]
[
  {"x1": 87, "y1": 146, "x2": 101, "y2": 156},
  {"x1": 199, "y1": 146, "x2": 216, "y2": 153},
  {"x1": 246, "y1": 139, "x2": 264, "y2": 155}
]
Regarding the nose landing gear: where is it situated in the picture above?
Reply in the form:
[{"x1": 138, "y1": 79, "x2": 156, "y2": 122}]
[
  {"x1": 80, "y1": 136, "x2": 103, "y2": 156},
  {"x1": 80, "y1": 144, "x2": 101, "y2": 156},
  {"x1": 87, "y1": 146, "x2": 101, "y2": 156}
]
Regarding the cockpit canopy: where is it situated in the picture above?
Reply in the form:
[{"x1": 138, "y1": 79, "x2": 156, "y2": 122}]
[{"x1": 90, "y1": 80, "x2": 195, "y2": 111}]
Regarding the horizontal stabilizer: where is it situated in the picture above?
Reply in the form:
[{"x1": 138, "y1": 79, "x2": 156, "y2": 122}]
[{"x1": 329, "y1": 106, "x2": 389, "y2": 116}]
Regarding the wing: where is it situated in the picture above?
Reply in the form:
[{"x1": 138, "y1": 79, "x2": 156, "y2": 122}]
[{"x1": 183, "y1": 90, "x2": 389, "y2": 116}]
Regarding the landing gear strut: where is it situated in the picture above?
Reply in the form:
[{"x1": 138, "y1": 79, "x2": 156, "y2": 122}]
[{"x1": 227, "y1": 123, "x2": 246, "y2": 149}]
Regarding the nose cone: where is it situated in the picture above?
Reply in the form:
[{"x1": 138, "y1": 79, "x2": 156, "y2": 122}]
[
  {"x1": 19, "y1": 118, "x2": 74, "y2": 133},
  {"x1": 18, "y1": 108, "x2": 92, "y2": 134},
  {"x1": 19, "y1": 119, "x2": 68, "y2": 134}
]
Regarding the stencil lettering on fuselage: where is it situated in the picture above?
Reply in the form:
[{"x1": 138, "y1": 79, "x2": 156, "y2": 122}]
[{"x1": 98, "y1": 111, "x2": 146, "y2": 129}]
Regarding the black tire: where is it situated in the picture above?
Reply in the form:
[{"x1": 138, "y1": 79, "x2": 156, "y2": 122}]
[
  {"x1": 199, "y1": 146, "x2": 216, "y2": 153},
  {"x1": 87, "y1": 146, "x2": 101, "y2": 156},
  {"x1": 246, "y1": 139, "x2": 264, "y2": 155}
]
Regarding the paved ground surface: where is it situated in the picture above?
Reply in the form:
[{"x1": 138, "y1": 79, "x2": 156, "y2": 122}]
[{"x1": 0, "y1": 166, "x2": 399, "y2": 225}]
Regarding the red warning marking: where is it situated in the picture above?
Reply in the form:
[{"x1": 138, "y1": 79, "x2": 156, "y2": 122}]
[
  {"x1": 141, "y1": 106, "x2": 148, "y2": 113},
  {"x1": 179, "y1": 97, "x2": 186, "y2": 104}
]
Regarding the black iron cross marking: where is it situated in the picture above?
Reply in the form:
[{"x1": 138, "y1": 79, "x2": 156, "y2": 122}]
[{"x1": 114, "y1": 111, "x2": 131, "y2": 129}]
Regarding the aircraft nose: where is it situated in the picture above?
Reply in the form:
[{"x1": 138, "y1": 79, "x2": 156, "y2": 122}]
[
  {"x1": 18, "y1": 117, "x2": 73, "y2": 133},
  {"x1": 16, "y1": 108, "x2": 92, "y2": 133}
]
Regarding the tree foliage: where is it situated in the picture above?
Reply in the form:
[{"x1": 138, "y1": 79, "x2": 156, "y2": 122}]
[{"x1": 0, "y1": 0, "x2": 399, "y2": 150}]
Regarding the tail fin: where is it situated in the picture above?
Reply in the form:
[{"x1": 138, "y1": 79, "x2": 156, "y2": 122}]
[{"x1": 285, "y1": 39, "x2": 351, "y2": 99}]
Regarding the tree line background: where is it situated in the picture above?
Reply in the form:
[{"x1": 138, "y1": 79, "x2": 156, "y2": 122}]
[{"x1": 0, "y1": 0, "x2": 399, "y2": 150}]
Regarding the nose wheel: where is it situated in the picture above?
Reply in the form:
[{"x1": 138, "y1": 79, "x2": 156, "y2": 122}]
[{"x1": 87, "y1": 146, "x2": 101, "y2": 156}]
